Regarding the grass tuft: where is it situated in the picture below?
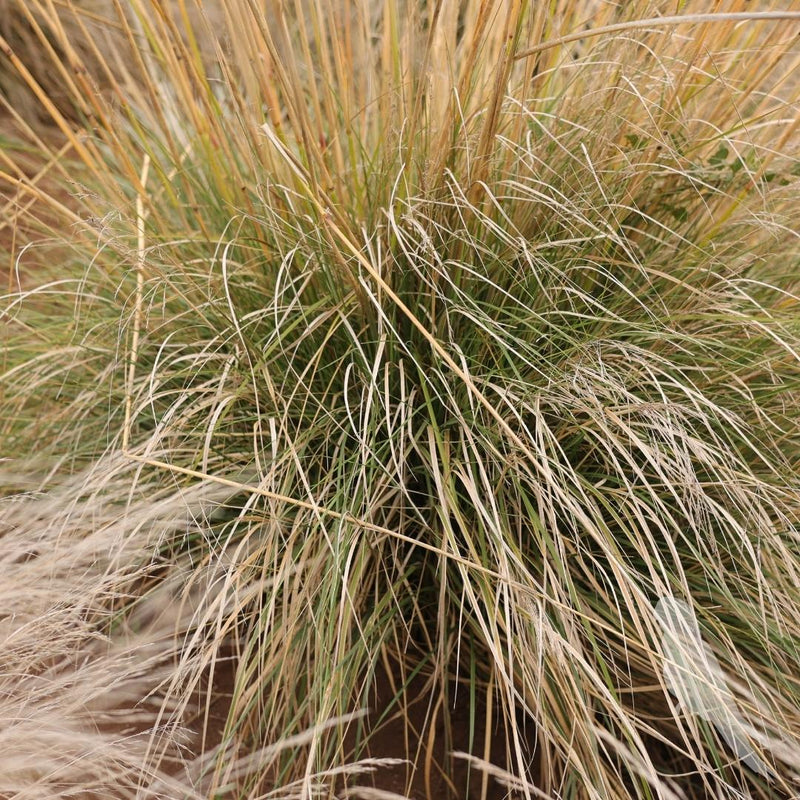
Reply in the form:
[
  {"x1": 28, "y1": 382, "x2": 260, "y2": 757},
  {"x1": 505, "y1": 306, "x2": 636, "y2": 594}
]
[{"x1": 3, "y1": 1, "x2": 800, "y2": 797}]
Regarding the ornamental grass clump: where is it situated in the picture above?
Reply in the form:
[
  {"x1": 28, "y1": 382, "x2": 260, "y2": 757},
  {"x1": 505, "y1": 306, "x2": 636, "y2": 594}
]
[{"x1": 3, "y1": 1, "x2": 800, "y2": 798}]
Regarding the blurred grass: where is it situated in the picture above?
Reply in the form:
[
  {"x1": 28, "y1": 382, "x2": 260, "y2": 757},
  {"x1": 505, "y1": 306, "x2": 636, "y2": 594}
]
[{"x1": 3, "y1": 1, "x2": 800, "y2": 798}]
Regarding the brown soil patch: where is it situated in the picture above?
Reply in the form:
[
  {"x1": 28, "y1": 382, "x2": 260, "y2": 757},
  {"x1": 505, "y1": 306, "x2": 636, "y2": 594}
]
[
  {"x1": 340, "y1": 662, "x2": 528, "y2": 800},
  {"x1": 136, "y1": 650, "x2": 532, "y2": 799},
  {"x1": 0, "y1": 116, "x2": 78, "y2": 289}
]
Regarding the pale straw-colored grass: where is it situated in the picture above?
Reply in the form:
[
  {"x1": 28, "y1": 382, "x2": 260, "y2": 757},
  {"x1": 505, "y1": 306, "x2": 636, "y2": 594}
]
[{"x1": 3, "y1": 1, "x2": 800, "y2": 798}]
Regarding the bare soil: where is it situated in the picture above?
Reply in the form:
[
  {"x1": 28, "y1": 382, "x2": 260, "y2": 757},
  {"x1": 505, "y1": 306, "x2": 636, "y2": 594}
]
[{"x1": 171, "y1": 651, "x2": 529, "y2": 799}]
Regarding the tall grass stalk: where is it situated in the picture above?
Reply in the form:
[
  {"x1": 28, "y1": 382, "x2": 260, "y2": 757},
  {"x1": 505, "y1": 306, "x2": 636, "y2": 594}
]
[{"x1": 3, "y1": 1, "x2": 800, "y2": 797}]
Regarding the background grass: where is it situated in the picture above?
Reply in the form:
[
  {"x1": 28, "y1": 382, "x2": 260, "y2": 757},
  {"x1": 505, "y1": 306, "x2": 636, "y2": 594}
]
[{"x1": 3, "y1": 1, "x2": 800, "y2": 798}]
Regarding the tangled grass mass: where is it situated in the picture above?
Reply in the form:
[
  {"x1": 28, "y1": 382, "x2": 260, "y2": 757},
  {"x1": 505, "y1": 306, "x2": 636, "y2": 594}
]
[{"x1": 2, "y1": 1, "x2": 800, "y2": 797}]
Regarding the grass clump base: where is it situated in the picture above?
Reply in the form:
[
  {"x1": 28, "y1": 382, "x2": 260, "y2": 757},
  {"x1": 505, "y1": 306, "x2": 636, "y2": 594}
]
[{"x1": 3, "y1": 1, "x2": 800, "y2": 798}]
